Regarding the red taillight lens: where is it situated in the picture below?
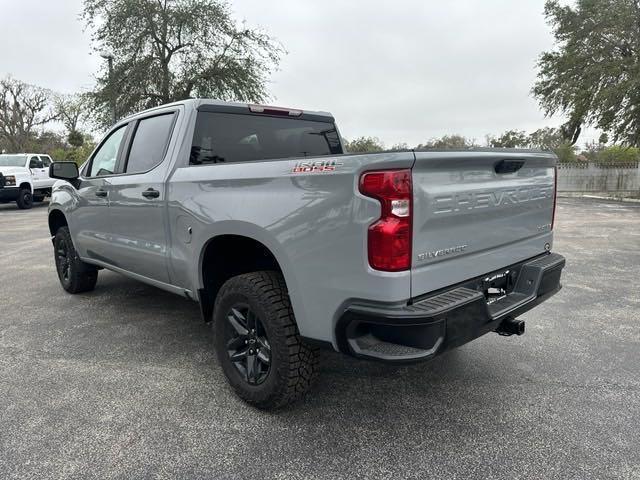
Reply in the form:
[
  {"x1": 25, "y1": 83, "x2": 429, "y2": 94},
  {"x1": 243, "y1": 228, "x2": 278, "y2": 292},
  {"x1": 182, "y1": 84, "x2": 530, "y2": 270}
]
[
  {"x1": 551, "y1": 166, "x2": 558, "y2": 230},
  {"x1": 359, "y1": 169, "x2": 412, "y2": 271}
]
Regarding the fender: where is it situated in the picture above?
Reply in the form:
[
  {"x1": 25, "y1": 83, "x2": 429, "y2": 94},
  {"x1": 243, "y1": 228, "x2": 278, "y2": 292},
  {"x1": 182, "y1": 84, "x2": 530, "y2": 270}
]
[{"x1": 192, "y1": 220, "x2": 307, "y2": 328}]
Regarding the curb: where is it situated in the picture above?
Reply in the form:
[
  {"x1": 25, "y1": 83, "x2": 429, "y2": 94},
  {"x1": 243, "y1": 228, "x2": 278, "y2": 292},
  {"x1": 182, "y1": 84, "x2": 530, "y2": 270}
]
[{"x1": 558, "y1": 194, "x2": 640, "y2": 204}]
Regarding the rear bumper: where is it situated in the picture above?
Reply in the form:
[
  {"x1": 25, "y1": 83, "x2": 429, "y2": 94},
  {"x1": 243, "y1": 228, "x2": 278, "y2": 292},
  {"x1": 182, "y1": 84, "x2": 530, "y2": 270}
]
[
  {"x1": 336, "y1": 252, "x2": 565, "y2": 363},
  {"x1": 0, "y1": 187, "x2": 19, "y2": 202}
]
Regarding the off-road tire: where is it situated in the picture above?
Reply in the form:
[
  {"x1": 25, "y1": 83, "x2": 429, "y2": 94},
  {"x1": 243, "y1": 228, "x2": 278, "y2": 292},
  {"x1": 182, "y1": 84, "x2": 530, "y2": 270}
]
[
  {"x1": 53, "y1": 226, "x2": 98, "y2": 293},
  {"x1": 16, "y1": 188, "x2": 33, "y2": 209},
  {"x1": 213, "y1": 271, "x2": 319, "y2": 409}
]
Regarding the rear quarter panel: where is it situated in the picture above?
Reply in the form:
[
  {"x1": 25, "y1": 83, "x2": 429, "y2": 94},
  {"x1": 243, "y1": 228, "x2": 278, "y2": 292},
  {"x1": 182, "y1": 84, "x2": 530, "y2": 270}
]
[{"x1": 167, "y1": 152, "x2": 415, "y2": 344}]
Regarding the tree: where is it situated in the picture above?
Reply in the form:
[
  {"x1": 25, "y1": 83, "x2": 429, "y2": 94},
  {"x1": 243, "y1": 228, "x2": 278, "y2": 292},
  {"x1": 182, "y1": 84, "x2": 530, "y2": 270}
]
[
  {"x1": 67, "y1": 130, "x2": 85, "y2": 148},
  {"x1": 389, "y1": 142, "x2": 409, "y2": 151},
  {"x1": 83, "y1": 0, "x2": 284, "y2": 128},
  {"x1": 50, "y1": 136, "x2": 97, "y2": 165},
  {"x1": 416, "y1": 134, "x2": 476, "y2": 149},
  {"x1": 25, "y1": 130, "x2": 67, "y2": 155},
  {"x1": 488, "y1": 129, "x2": 529, "y2": 148},
  {"x1": 55, "y1": 94, "x2": 87, "y2": 137},
  {"x1": 344, "y1": 136, "x2": 385, "y2": 153},
  {"x1": 554, "y1": 143, "x2": 578, "y2": 163},
  {"x1": 527, "y1": 127, "x2": 565, "y2": 150},
  {"x1": 0, "y1": 77, "x2": 58, "y2": 152},
  {"x1": 534, "y1": 0, "x2": 640, "y2": 146},
  {"x1": 55, "y1": 93, "x2": 89, "y2": 147}
]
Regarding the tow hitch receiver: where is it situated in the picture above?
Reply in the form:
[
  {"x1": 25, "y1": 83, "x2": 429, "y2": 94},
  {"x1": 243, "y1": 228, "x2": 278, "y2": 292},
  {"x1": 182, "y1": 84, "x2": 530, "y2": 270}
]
[{"x1": 496, "y1": 317, "x2": 525, "y2": 336}]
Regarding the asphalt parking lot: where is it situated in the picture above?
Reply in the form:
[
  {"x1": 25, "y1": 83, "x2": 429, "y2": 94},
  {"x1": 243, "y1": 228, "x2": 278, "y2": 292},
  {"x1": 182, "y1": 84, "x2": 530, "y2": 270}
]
[{"x1": 0, "y1": 197, "x2": 638, "y2": 479}]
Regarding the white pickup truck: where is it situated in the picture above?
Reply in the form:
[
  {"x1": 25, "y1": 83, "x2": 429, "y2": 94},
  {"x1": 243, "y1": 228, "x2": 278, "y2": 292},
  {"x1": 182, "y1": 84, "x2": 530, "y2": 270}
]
[{"x1": 0, "y1": 154, "x2": 55, "y2": 209}]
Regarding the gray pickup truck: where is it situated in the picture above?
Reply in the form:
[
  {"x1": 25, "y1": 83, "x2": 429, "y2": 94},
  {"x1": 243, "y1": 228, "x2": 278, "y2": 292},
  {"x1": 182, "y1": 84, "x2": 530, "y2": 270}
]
[{"x1": 48, "y1": 99, "x2": 565, "y2": 409}]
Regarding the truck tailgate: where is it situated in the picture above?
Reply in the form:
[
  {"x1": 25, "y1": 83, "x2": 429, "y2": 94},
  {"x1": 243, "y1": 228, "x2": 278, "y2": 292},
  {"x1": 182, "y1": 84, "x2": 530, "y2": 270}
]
[{"x1": 411, "y1": 150, "x2": 556, "y2": 297}]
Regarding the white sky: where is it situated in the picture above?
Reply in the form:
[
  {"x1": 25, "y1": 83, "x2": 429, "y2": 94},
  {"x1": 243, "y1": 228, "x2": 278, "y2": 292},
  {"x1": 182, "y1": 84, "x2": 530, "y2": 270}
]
[{"x1": 0, "y1": 0, "x2": 600, "y2": 147}]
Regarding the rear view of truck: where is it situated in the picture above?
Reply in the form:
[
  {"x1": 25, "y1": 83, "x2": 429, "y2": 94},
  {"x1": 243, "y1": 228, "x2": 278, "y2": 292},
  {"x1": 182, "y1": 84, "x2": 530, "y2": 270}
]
[
  {"x1": 341, "y1": 149, "x2": 565, "y2": 362},
  {"x1": 48, "y1": 98, "x2": 565, "y2": 408}
]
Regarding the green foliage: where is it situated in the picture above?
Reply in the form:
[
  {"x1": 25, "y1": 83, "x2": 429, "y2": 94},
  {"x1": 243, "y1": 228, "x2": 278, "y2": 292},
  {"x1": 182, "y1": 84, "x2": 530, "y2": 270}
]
[
  {"x1": 598, "y1": 133, "x2": 609, "y2": 145},
  {"x1": 581, "y1": 144, "x2": 640, "y2": 163},
  {"x1": 83, "y1": 0, "x2": 283, "y2": 128},
  {"x1": 344, "y1": 136, "x2": 385, "y2": 153},
  {"x1": 488, "y1": 130, "x2": 528, "y2": 148},
  {"x1": 417, "y1": 134, "x2": 476, "y2": 149},
  {"x1": 488, "y1": 127, "x2": 566, "y2": 150},
  {"x1": 389, "y1": 142, "x2": 409, "y2": 150},
  {"x1": 554, "y1": 143, "x2": 578, "y2": 163},
  {"x1": 67, "y1": 130, "x2": 85, "y2": 148},
  {"x1": 487, "y1": 127, "x2": 572, "y2": 162},
  {"x1": 49, "y1": 140, "x2": 96, "y2": 165},
  {"x1": 597, "y1": 146, "x2": 640, "y2": 163},
  {"x1": 68, "y1": 141, "x2": 97, "y2": 166},
  {"x1": 534, "y1": 0, "x2": 640, "y2": 146},
  {"x1": 527, "y1": 127, "x2": 565, "y2": 150}
]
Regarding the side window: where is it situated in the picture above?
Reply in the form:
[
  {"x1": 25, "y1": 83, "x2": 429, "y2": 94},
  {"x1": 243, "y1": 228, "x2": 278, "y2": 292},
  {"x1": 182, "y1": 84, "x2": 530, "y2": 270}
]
[
  {"x1": 125, "y1": 113, "x2": 175, "y2": 174},
  {"x1": 29, "y1": 156, "x2": 43, "y2": 169},
  {"x1": 39, "y1": 156, "x2": 52, "y2": 167},
  {"x1": 88, "y1": 125, "x2": 127, "y2": 177}
]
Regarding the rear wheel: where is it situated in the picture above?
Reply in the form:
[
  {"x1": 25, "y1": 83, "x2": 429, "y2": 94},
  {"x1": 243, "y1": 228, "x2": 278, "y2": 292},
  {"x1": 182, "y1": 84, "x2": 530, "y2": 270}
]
[
  {"x1": 213, "y1": 271, "x2": 319, "y2": 409},
  {"x1": 16, "y1": 188, "x2": 33, "y2": 209},
  {"x1": 54, "y1": 226, "x2": 98, "y2": 293}
]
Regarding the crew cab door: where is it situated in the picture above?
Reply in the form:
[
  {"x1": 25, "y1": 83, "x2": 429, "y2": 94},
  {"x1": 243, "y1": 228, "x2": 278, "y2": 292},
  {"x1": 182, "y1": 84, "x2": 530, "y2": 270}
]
[
  {"x1": 73, "y1": 124, "x2": 128, "y2": 262},
  {"x1": 105, "y1": 111, "x2": 178, "y2": 284},
  {"x1": 28, "y1": 156, "x2": 45, "y2": 189},
  {"x1": 39, "y1": 156, "x2": 55, "y2": 188}
]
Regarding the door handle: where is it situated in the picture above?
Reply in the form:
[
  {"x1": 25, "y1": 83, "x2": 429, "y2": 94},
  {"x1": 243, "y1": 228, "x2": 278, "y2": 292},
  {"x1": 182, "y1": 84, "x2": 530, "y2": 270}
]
[
  {"x1": 95, "y1": 188, "x2": 108, "y2": 197},
  {"x1": 142, "y1": 188, "x2": 160, "y2": 199}
]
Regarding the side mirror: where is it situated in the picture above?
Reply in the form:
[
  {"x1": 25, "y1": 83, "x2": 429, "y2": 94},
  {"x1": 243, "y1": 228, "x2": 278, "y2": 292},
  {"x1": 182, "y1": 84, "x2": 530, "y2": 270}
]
[{"x1": 49, "y1": 162, "x2": 79, "y2": 181}]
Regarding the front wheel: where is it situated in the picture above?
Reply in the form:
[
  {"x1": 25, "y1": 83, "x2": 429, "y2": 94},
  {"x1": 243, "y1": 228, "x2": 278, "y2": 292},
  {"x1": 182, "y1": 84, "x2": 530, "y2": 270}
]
[
  {"x1": 213, "y1": 271, "x2": 319, "y2": 409},
  {"x1": 53, "y1": 226, "x2": 98, "y2": 293},
  {"x1": 16, "y1": 188, "x2": 33, "y2": 209}
]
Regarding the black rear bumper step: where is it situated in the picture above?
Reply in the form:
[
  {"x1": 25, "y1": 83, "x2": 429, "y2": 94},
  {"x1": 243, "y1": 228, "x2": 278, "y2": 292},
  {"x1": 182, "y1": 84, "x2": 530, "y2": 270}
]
[{"x1": 337, "y1": 252, "x2": 565, "y2": 363}]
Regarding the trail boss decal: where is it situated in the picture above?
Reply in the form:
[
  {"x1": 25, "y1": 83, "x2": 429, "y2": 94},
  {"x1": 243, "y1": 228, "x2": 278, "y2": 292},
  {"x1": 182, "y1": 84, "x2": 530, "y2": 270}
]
[{"x1": 292, "y1": 160, "x2": 343, "y2": 174}]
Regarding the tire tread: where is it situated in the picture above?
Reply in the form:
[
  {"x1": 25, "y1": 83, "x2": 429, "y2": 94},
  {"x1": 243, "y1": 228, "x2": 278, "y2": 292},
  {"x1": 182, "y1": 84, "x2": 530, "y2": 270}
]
[
  {"x1": 54, "y1": 227, "x2": 98, "y2": 294},
  {"x1": 214, "y1": 271, "x2": 319, "y2": 409}
]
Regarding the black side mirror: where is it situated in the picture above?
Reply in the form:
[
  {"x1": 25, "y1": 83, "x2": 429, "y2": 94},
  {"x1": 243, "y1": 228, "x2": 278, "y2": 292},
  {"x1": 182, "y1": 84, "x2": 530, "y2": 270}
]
[{"x1": 49, "y1": 162, "x2": 79, "y2": 181}]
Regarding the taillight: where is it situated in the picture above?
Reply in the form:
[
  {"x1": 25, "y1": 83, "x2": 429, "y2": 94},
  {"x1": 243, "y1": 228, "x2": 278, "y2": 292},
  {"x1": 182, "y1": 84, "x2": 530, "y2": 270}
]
[
  {"x1": 551, "y1": 166, "x2": 558, "y2": 230},
  {"x1": 359, "y1": 169, "x2": 412, "y2": 272}
]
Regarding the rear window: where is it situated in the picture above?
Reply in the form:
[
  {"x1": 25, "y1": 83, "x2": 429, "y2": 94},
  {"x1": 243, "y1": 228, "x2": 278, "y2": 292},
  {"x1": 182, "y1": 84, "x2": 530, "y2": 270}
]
[
  {"x1": 190, "y1": 112, "x2": 342, "y2": 165},
  {"x1": 125, "y1": 113, "x2": 175, "y2": 173}
]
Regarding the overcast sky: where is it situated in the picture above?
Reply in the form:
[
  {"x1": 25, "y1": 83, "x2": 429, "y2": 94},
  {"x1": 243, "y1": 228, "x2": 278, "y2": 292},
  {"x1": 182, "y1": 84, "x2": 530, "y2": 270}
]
[{"x1": 0, "y1": 0, "x2": 598, "y2": 146}]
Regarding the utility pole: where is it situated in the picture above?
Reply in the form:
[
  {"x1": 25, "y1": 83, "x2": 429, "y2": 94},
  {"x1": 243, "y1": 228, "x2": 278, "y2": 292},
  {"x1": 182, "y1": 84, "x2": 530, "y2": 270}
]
[{"x1": 100, "y1": 52, "x2": 116, "y2": 125}]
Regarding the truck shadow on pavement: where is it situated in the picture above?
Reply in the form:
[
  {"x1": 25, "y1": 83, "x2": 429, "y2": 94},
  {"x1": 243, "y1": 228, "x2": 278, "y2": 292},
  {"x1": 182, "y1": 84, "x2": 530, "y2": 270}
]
[
  {"x1": 82, "y1": 270, "x2": 490, "y2": 418},
  {"x1": 0, "y1": 201, "x2": 50, "y2": 212}
]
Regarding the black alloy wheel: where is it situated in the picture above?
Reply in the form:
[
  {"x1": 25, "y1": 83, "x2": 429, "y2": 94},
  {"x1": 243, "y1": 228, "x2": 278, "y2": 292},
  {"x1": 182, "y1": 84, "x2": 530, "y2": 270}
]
[
  {"x1": 56, "y1": 238, "x2": 71, "y2": 284},
  {"x1": 225, "y1": 303, "x2": 271, "y2": 385},
  {"x1": 213, "y1": 271, "x2": 319, "y2": 409},
  {"x1": 52, "y1": 226, "x2": 98, "y2": 293}
]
